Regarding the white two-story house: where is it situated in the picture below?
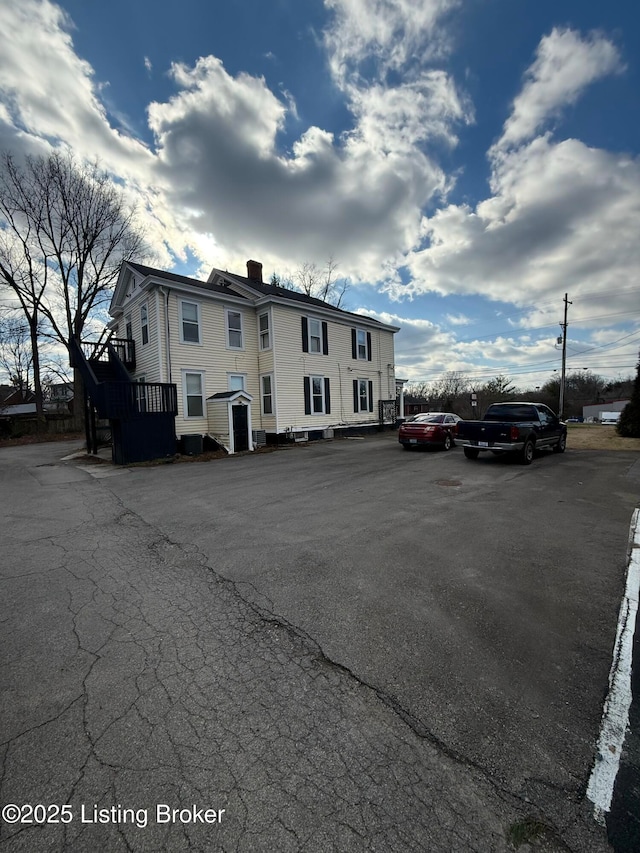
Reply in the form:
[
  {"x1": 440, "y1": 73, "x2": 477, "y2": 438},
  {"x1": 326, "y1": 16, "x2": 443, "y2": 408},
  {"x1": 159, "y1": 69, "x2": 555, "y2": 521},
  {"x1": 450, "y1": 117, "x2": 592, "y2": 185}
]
[{"x1": 108, "y1": 259, "x2": 399, "y2": 453}]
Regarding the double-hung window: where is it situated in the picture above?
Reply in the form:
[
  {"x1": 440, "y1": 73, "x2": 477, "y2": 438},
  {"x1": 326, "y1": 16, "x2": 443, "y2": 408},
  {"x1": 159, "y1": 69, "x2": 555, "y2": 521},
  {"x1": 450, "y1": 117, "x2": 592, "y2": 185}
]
[
  {"x1": 125, "y1": 313, "x2": 132, "y2": 341},
  {"x1": 258, "y1": 312, "x2": 271, "y2": 350},
  {"x1": 180, "y1": 301, "x2": 200, "y2": 344},
  {"x1": 352, "y1": 327, "x2": 372, "y2": 361},
  {"x1": 353, "y1": 378, "x2": 373, "y2": 413},
  {"x1": 301, "y1": 317, "x2": 328, "y2": 355},
  {"x1": 140, "y1": 303, "x2": 149, "y2": 345},
  {"x1": 304, "y1": 376, "x2": 331, "y2": 415},
  {"x1": 226, "y1": 309, "x2": 243, "y2": 349},
  {"x1": 309, "y1": 319, "x2": 321, "y2": 353},
  {"x1": 183, "y1": 371, "x2": 205, "y2": 418},
  {"x1": 261, "y1": 374, "x2": 274, "y2": 415}
]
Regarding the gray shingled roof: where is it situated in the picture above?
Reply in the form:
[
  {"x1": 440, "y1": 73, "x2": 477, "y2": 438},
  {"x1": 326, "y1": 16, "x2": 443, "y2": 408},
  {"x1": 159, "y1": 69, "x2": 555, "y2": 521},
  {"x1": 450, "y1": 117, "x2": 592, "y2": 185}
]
[
  {"x1": 128, "y1": 261, "x2": 396, "y2": 330},
  {"x1": 128, "y1": 262, "x2": 246, "y2": 299}
]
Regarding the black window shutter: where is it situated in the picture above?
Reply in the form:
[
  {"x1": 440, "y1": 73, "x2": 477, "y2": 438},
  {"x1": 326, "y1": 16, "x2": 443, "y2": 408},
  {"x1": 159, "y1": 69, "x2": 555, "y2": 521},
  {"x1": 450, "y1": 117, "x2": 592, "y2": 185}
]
[
  {"x1": 322, "y1": 322, "x2": 329, "y2": 355},
  {"x1": 324, "y1": 378, "x2": 331, "y2": 414},
  {"x1": 366, "y1": 332, "x2": 372, "y2": 361},
  {"x1": 304, "y1": 377, "x2": 311, "y2": 415},
  {"x1": 301, "y1": 317, "x2": 309, "y2": 352},
  {"x1": 368, "y1": 380, "x2": 374, "y2": 412},
  {"x1": 351, "y1": 328, "x2": 357, "y2": 359},
  {"x1": 353, "y1": 379, "x2": 359, "y2": 413}
]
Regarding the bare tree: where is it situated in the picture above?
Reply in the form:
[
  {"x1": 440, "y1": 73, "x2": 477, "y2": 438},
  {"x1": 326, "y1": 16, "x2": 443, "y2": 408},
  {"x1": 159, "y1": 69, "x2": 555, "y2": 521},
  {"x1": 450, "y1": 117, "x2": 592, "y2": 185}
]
[
  {"x1": 431, "y1": 371, "x2": 470, "y2": 411},
  {"x1": 276, "y1": 257, "x2": 349, "y2": 308},
  {"x1": 0, "y1": 313, "x2": 33, "y2": 397},
  {"x1": 0, "y1": 150, "x2": 145, "y2": 424}
]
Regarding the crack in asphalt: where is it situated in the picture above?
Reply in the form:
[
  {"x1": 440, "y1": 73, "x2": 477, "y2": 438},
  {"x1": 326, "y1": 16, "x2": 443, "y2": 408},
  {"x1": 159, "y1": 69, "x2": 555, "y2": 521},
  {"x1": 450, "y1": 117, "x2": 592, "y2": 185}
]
[{"x1": 0, "y1": 467, "x2": 610, "y2": 852}]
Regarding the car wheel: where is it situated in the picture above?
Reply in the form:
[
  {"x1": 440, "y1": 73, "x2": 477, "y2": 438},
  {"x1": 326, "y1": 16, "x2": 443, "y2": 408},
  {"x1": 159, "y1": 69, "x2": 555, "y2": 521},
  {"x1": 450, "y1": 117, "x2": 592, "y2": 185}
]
[
  {"x1": 463, "y1": 447, "x2": 479, "y2": 460},
  {"x1": 443, "y1": 434, "x2": 452, "y2": 451},
  {"x1": 553, "y1": 433, "x2": 567, "y2": 453},
  {"x1": 520, "y1": 439, "x2": 534, "y2": 465}
]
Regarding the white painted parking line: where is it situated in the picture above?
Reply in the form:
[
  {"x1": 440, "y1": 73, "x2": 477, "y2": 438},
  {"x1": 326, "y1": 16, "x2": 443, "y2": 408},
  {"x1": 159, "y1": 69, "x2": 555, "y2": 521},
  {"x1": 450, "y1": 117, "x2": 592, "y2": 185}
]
[{"x1": 587, "y1": 508, "x2": 640, "y2": 824}]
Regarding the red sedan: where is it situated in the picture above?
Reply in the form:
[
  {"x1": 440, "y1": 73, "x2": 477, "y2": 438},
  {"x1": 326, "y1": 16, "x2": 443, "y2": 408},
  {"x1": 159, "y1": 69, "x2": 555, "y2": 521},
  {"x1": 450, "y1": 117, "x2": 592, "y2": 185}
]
[{"x1": 399, "y1": 412, "x2": 461, "y2": 451}]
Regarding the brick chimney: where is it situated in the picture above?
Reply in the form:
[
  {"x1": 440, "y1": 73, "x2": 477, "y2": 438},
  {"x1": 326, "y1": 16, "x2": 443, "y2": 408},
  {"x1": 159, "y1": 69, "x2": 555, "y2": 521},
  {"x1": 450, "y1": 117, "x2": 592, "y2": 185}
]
[{"x1": 246, "y1": 259, "x2": 263, "y2": 283}]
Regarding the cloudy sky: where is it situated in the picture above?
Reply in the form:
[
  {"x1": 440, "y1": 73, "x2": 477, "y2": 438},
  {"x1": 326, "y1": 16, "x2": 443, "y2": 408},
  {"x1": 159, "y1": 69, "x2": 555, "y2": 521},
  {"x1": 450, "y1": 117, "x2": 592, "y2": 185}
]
[{"x1": 1, "y1": 0, "x2": 639, "y2": 389}]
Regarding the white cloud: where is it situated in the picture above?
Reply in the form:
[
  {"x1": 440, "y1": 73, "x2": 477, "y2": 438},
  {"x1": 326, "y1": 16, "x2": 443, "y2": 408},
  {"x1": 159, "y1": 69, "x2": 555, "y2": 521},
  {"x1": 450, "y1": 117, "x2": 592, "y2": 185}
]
[
  {"x1": 405, "y1": 136, "x2": 640, "y2": 328},
  {"x1": 495, "y1": 27, "x2": 622, "y2": 152},
  {"x1": 0, "y1": 0, "x2": 468, "y2": 284},
  {"x1": 397, "y1": 28, "x2": 639, "y2": 345},
  {"x1": 445, "y1": 313, "x2": 472, "y2": 326},
  {"x1": 324, "y1": 0, "x2": 460, "y2": 87},
  {"x1": 145, "y1": 53, "x2": 454, "y2": 281},
  {"x1": 0, "y1": 0, "x2": 150, "y2": 168}
]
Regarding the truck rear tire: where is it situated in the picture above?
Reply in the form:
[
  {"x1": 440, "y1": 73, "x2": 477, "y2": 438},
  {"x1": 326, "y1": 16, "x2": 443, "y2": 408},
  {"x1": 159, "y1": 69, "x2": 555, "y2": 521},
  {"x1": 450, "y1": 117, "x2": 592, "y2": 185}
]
[
  {"x1": 463, "y1": 447, "x2": 479, "y2": 460},
  {"x1": 520, "y1": 439, "x2": 534, "y2": 465}
]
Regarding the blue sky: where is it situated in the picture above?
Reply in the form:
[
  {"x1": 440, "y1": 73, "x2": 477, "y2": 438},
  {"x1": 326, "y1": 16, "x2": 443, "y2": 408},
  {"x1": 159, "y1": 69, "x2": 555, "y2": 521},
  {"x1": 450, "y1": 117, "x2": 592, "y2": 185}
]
[{"x1": 1, "y1": 0, "x2": 639, "y2": 389}]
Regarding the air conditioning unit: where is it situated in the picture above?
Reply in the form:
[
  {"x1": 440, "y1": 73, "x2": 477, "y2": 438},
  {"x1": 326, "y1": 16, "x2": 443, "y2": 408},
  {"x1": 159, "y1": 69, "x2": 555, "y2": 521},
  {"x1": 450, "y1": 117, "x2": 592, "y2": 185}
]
[
  {"x1": 322, "y1": 428, "x2": 334, "y2": 439},
  {"x1": 252, "y1": 429, "x2": 267, "y2": 447}
]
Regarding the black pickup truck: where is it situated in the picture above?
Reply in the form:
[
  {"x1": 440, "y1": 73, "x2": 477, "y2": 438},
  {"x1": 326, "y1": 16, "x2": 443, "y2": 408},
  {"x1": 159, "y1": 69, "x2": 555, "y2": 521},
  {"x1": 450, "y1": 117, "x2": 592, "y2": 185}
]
[{"x1": 455, "y1": 402, "x2": 567, "y2": 464}]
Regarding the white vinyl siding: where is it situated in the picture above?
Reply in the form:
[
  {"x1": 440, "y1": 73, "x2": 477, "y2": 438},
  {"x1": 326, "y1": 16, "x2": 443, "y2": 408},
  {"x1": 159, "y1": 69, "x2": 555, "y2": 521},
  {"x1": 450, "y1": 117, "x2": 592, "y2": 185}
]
[
  {"x1": 121, "y1": 282, "x2": 395, "y2": 438},
  {"x1": 272, "y1": 304, "x2": 392, "y2": 430},
  {"x1": 118, "y1": 291, "x2": 162, "y2": 384},
  {"x1": 168, "y1": 295, "x2": 259, "y2": 436}
]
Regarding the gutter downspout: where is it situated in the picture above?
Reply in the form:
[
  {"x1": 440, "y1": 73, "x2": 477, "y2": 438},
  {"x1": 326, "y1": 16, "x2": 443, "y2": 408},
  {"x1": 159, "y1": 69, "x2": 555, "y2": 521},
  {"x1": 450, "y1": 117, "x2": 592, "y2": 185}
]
[{"x1": 159, "y1": 287, "x2": 172, "y2": 384}]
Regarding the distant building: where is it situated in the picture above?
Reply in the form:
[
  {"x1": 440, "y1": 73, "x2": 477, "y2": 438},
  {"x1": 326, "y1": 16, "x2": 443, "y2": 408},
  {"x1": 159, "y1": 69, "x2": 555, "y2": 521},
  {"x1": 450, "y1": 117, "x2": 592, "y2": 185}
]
[
  {"x1": 582, "y1": 399, "x2": 630, "y2": 422},
  {"x1": 45, "y1": 381, "x2": 74, "y2": 413}
]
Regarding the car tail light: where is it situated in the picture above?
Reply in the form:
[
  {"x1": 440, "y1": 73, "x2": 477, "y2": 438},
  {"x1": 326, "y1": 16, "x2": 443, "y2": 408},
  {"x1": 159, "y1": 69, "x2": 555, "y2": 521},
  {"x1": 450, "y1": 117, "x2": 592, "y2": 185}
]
[{"x1": 510, "y1": 425, "x2": 520, "y2": 440}]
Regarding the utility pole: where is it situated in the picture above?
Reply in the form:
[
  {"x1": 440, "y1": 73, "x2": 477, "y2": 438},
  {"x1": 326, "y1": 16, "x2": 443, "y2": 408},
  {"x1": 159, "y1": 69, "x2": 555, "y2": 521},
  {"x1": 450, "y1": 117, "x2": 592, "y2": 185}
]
[{"x1": 559, "y1": 293, "x2": 572, "y2": 418}]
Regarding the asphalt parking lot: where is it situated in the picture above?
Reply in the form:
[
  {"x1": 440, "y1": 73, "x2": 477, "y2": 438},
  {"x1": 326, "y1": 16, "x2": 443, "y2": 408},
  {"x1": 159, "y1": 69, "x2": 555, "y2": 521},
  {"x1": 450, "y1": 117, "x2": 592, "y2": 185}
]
[{"x1": 1, "y1": 433, "x2": 639, "y2": 852}]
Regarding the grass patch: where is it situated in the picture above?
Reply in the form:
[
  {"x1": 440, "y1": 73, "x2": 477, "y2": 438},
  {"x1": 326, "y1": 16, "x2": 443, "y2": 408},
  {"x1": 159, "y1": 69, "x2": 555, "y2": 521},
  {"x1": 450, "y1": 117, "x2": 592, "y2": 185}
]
[{"x1": 566, "y1": 424, "x2": 640, "y2": 452}]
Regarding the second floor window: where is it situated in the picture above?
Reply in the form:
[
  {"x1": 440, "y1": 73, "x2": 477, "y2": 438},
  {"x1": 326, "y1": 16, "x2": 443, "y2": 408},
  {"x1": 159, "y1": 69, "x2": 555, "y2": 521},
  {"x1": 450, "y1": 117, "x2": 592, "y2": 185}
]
[
  {"x1": 259, "y1": 312, "x2": 271, "y2": 350},
  {"x1": 180, "y1": 301, "x2": 200, "y2": 344},
  {"x1": 352, "y1": 328, "x2": 372, "y2": 361},
  {"x1": 301, "y1": 317, "x2": 328, "y2": 354},
  {"x1": 226, "y1": 309, "x2": 243, "y2": 349},
  {"x1": 309, "y1": 319, "x2": 321, "y2": 353},
  {"x1": 140, "y1": 303, "x2": 149, "y2": 345}
]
